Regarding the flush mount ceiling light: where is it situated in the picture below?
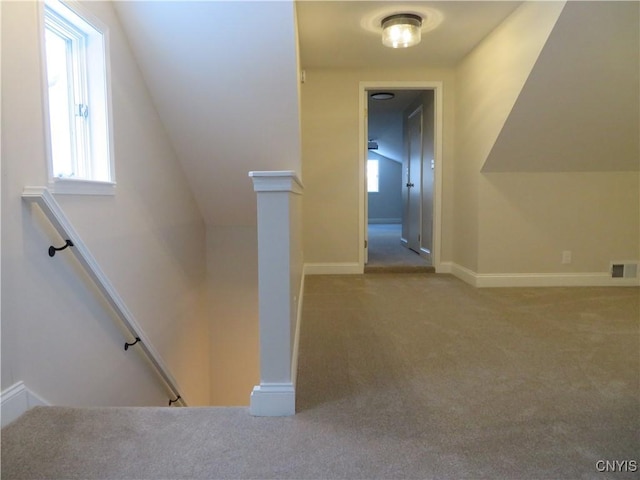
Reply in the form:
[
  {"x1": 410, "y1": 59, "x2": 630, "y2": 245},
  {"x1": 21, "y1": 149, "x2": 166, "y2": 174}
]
[
  {"x1": 370, "y1": 92, "x2": 395, "y2": 100},
  {"x1": 381, "y1": 13, "x2": 422, "y2": 48},
  {"x1": 361, "y1": 7, "x2": 442, "y2": 43}
]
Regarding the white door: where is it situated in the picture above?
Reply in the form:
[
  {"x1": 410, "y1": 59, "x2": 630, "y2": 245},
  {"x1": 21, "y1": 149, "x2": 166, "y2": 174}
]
[
  {"x1": 405, "y1": 106, "x2": 423, "y2": 253},
  {"x1": 364, "y1": 105, "x2": 369, "y2": 263}
]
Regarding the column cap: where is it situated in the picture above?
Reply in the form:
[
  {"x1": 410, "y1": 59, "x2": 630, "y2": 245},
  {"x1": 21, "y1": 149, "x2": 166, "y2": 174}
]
[{"x1": 249, "y1": 171, "x2": 303, "y2": 194}]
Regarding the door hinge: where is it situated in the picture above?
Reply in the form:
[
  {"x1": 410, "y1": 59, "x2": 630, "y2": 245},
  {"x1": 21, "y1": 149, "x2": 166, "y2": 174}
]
[
  {"x1": 76, "y1": 104, "x2": 89, "y2": 118},
  {"x1": 364, "y1": 240, "x2": 368, "y2": 248}
]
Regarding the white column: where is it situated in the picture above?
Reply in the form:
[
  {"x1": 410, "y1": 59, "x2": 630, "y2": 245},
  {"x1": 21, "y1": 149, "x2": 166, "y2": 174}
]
[{"x1": 248, "y1": 171, "x2": 303, "y2": 416}]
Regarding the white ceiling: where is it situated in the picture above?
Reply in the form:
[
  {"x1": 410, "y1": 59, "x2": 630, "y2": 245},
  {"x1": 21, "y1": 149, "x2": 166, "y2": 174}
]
[
  {"x1": 296, "y1": 1, "x2": 522, "y2": 69},
  {"x1": 296, "y1": 1, "x2": 522, "y2": 164}
]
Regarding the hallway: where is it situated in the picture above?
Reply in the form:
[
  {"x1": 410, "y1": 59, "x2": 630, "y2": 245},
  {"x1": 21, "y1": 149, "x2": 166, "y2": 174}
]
[{"x1": 366, "y1": 224, "x2": 433, "y2": 273}]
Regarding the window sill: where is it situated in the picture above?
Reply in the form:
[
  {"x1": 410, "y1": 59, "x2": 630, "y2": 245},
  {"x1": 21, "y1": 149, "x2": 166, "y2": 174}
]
[{"x1": 49, "y1": 178, "x2": 116, "y2": 196}]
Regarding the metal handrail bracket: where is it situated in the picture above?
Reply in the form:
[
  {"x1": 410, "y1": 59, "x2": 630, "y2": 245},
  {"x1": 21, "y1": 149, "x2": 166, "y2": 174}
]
[{"x1": 22, "y1": 186, "x2": 187, "y2": 406}]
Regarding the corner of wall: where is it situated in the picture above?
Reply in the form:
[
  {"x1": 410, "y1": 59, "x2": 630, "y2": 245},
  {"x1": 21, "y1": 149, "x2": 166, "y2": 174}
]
[{"x1": 1, "y1": 382, "x2": 49, "y2": 428}]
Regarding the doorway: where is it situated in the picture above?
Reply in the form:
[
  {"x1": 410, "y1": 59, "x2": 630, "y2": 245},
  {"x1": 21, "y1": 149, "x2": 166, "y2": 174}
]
[{"x1": 359, "y1": 82, "x2": 442, "y2": 273}]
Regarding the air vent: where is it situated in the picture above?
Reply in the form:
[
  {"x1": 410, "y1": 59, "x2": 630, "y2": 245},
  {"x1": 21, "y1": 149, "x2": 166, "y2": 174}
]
[{"x1": 611, "y1": 262, "x2": 639, "y2": 278}]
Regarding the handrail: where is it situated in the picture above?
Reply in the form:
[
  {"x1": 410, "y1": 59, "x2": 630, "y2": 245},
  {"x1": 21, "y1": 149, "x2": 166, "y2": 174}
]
[{"x1": 22, "y1": 186, "x2": 187, "y2": 407}]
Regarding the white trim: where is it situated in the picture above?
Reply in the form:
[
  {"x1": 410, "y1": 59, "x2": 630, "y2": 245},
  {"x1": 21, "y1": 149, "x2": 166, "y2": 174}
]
[
  {"x1": 40, "y1": 0, "x2": 115, "y2": 187},
  {"x1": 1, "y1": 382, "x2": 49, "y2": 428},
  {"x1": 249, "y1": 383, "x2": 295, "y2": 417},
  {"x1": 368, "y1": 217, "x2": 401, "y2": 224},
  {"x1": 477, "y1": 273, "x2": 640, "y2": 288},
  {"x1": 304, "y1": 262, "x2": 363, "y2": 275},
  {"x1": 249, "y1": 173, "x2": 303, "y2": 416},
  {"x1": 22, "y1": 187, "x2": 188, "y2": 406},
  {"x1": 450, "y1": 263, "x2": 480, "y2": 286},
  {"x1": 249, "y1": 170, "x2": 303, "y2": 194},
  {"x1": 358, "y1": 81, "x2": 444, "y2": 274},
  {"x1": 420, "y1": 247, "x2": 432, "y2": 264},
  {"x1": 447, "y1": 263, "x2": 640, "y2": 287},
  {"x1": 290, "y1": 273, "x2": 305, "y2": 388},
  {"x1": 49, "y1": 178, "x2": 116, "y2": 195}
]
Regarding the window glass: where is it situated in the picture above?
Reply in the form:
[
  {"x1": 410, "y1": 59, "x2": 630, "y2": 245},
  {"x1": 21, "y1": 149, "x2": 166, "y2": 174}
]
[
  {"x1": 45, "y1": 27, "x2": 76, "y2": 177},
  {"x1": 367, "y1": 159, "x2": 379, "y2": 193},
  {"x1": 43, "y1": 0, "x2": 114, "y2": 194}
]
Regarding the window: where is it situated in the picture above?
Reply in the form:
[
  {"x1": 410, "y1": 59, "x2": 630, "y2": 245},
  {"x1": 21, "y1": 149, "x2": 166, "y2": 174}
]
[
  {"x1": 367, "y1": 159, "x2": 379, "y2": 193},
  {"x1": 43, "y1": 0, "x2": 114, "y2": 194}
]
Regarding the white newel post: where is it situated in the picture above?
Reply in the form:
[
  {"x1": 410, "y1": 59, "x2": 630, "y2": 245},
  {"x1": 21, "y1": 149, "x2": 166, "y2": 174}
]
[{"x1": 248, "y1": 171, "x2": 303, "y2": 416}]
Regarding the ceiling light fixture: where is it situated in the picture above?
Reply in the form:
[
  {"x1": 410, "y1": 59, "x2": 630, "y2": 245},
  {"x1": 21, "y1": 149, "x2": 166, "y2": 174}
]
[
  {"x1": 381, "y1": 13, "x2": 422, "y2": 49},
  {"x1": 370, "y1": 92, "x2": 395, "y2": 100}
]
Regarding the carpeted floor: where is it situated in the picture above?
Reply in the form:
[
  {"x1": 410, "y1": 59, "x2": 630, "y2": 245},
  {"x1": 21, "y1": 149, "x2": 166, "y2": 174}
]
[
  {"x1": 366, "y1": 224, "x2": 433, "y2": 273},
  {"x1": 2, "y1": 274, "x2": 639, "y2": 479}
]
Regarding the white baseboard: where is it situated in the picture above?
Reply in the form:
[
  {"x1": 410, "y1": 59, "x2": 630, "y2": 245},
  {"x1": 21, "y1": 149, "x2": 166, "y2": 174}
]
[
  {"x1": 446, "y1": 262, "x2": 640, "y2": 287},
  {"x1": 449, "y1": 262, "x2": 478, "y2": 285},
  {"x1": 249, "y1": 383, "x2": 295, "y2": 416},
  {"x1": 290, "y1": 273, "x2": 305, "y2": 388},
  {"x1": 1, "y1": 382, "x2": 49, "y2": 427},
  {"x1": 304, "y1": 263, "x2": 362, "y2": 275},
  {"x1": 368, "y1": 218, "x2": 401, "y2": 224}
]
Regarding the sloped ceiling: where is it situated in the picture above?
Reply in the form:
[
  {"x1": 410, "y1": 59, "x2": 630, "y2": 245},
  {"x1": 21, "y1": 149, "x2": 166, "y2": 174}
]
[
  {"x1": 114, "y1": 1, "x2": 301, "y2": 226},
  {"x1": 114, "y1": 1, "x2": 524, "y2": 226},
  {"x1": 368, "y1": 90, "x2": 423, "y2": 163},
  {"x1": 483, "y1": 1, "x2": 640, "y2": 172}
]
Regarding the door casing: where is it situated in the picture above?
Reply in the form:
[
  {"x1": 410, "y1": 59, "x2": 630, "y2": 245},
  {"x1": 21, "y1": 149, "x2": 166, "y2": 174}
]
[
  {"x1": 358, "y1": 81, "x2": 443, "y2": 272},
  {"x1": 405, "y1": 104, "x2": 423, "y2": 253}
]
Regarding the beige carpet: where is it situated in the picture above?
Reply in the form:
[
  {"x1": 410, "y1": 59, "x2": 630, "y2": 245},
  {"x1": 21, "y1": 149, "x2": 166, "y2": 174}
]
[{"x1": 2, "y1": 274, "x2": 639, "y2": 479}]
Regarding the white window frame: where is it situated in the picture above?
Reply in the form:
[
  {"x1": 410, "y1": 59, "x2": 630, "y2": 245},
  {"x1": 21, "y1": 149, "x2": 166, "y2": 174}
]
[
  {"x1": 367, "y1": 159, "x2": 379, "y2": 193},
  {"x1": 41, "y1": 0, "x2": 115, "y2": 195}
]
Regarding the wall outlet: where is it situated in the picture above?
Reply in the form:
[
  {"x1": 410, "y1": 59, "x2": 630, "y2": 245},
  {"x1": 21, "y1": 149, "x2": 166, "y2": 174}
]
[{"x1": 562, "y1": 250, "x2": 572, "y2": 264}]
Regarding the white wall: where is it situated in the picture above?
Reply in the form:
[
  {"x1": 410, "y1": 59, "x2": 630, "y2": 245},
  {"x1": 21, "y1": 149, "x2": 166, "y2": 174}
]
[
  {"x1": 1, "y1": 1, "x2": 210, "y2": 406},
  {"x1": 114, "y1": 1, "x2": 302, "y2": 227}
]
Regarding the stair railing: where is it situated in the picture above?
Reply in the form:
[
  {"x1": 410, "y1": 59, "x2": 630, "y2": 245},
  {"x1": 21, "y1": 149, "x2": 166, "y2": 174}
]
[{"x1": 22, "y1": 186, "x2": 187, "y2": 407}]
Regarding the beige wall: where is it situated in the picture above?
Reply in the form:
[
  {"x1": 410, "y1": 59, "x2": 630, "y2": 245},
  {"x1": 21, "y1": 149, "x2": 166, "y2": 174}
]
[
  {"x1": 207, "y1": 226, "x2": 259, "y2": 406},
  {"x1": 478, "y1": 173, "x2": 640, "y2": 273},
  {"x1": 454, "y1": 1, "x2": 639, "y2": 275},
  {"x1": 302, "y1": 2, "x2": 639, "y2": 277},
  {"x1": 301, "y1": 67, "x2": 455, "y2": 266},
  {"x1": 453, "y1": 1, "x2": 566, "y2": 272},
  {"x1": 1, "y1": 1, "x2": 210, "y2": 405}
]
